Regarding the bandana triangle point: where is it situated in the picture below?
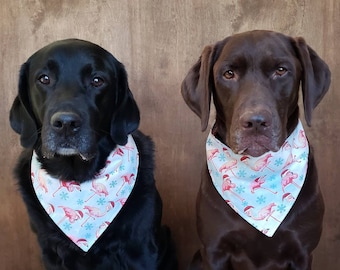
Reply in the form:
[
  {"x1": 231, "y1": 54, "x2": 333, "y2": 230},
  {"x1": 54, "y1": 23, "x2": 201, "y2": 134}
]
[
  {"x1": 31, "y1": 135, "x2": 139, "y2": 252},
  {"x1": 206, "y1": 120, "x2": 309, "y2": 237}
]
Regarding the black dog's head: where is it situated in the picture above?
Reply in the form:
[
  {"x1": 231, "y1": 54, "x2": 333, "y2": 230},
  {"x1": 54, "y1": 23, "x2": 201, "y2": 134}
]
[
  {"x1": 10, "y1": 39, "x2": 139, "y2": 180},
  {"x1": 182, "y1": 30, "x2": 331, "y2": 157}
]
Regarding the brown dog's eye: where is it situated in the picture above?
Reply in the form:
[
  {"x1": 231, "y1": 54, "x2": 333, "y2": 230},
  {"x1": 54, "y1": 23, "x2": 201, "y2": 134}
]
[
  {"x1": 224, "y1": 70, "x2": 235, "y2": 80},
  {"x1": 91, "y1": 77, "x2": 104, "y2": 87},
  {"x1": 38, "y1": 74, "x2": 50, "y2": 85},
  {"x1": 275, "y1": 67, "x2": 287, "y2": 76}
]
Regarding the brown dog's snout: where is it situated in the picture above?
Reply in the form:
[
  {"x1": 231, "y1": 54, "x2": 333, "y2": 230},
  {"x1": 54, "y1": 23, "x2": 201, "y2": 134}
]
[
  {"x1": 239, "y1": 110, "x2": 272, "y2": 132},
  {"x1": 50, "y1": 112, "x2": 82, "y2": 135}
]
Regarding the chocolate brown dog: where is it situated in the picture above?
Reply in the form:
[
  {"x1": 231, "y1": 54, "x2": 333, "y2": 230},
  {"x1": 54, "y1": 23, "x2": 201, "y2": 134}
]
[{"x1": 182, "y1": 30, "x2": 330, "y2": 270}]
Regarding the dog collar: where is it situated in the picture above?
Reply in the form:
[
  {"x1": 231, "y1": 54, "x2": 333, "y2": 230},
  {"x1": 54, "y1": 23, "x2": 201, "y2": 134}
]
[
  {"x1": 31, "y1": 135, "x2": 139, "y2": 252},
  {"x1": 206, "y1": 120, "x2": 309, "y2": 237}
]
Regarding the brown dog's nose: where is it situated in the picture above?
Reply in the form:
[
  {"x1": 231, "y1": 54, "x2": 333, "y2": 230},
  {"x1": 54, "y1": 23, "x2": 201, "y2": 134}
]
[
  {"x1": 51, "y1": 112, "x2": 82, "y2": 135},
  {"x1": 240, "y1": 111, "x2": 272, "y2": 131}
]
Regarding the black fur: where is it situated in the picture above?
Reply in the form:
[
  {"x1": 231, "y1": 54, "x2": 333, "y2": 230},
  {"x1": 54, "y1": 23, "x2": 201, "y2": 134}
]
[{"x1": 10, "y1": 39, "x2": 177, "y2": 270}]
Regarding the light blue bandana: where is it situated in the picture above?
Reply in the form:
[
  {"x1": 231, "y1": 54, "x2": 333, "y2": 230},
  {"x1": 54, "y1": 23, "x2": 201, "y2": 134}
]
[
  {"x1": 206, "y1": 120, "x2": 309, "y2": 237},
  {"x1": 31, "y1": 135, "x2": 139, "y2": 251}
]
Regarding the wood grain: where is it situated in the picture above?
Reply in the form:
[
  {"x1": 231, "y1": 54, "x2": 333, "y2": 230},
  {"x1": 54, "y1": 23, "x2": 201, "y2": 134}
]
[{"x1": 1, "y1": 1, "x2": 339, "y2": 269}]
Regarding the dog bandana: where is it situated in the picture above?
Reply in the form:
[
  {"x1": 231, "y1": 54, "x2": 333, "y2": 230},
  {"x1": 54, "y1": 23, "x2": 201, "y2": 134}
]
[
  {"x1": 31, "y1": 135, "x2": 139, "y2": 252},
  {"x1": 206, "y1": 120, "x2": 308, "y2": 237}
]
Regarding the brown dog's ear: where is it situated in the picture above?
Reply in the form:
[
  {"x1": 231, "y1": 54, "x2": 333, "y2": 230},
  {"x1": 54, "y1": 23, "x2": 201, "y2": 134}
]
[
  {"x1": 181, "y1": 45, "x2": 216, "y2": 131},
  {"x1": 293, "y1": 37, "x2": 331, "y2": 126},
  {"x1": 110, "y1": 62, "x2": 140, "y2": 145},
  {"x1": 9, "y1": 62, "x2": 38, "y2": 148}
]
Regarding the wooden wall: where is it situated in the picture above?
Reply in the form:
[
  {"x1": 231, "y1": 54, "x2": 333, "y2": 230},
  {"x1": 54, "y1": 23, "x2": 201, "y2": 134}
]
[{"x1": 1, "y1": 1, "x2": 339, "y2": 269}]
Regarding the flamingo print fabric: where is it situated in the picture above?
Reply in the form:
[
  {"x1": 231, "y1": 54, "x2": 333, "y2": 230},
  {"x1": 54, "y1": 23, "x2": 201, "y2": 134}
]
[
  {"x1": 206, "y1": 120, "x2": 309, "y2": 237},
  {"x1": 31, "y1": 135, "x2": 139, "y2": 252}
]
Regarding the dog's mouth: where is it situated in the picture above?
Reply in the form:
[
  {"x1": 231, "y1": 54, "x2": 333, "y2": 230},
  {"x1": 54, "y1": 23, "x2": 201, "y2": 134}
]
[
  {"x1": 231, "y1": 133, "x2": 281, "y2": 157},
  {"x1": 235, "y1": 142, "x2": 279, "y2": 157},
  {"x1": 41, "y1": 123, "x2": 97, "y2": 161},
  {"x1": 42, "y1": 148, "x2": 94, "y2": 161},
  {"x1": 55, "y1": 147, "x2": 94, "y2": 161},
  {"x1": 227, "y1": 120, "x2": 283, "y2": 157},
  {"x1": 41, "y1": 143, "x2": 96, "y2": 161}
]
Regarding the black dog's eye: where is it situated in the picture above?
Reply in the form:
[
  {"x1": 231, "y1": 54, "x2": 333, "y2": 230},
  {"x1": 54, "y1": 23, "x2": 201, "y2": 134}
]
[
  {"x1": 38, "y1": 74, "x2": 50, "y2": 85},
  {"x1": 223, "y1": 70, "x2": 236, "y2": 80},
  {"x1": 275, "y1": 67, "x2": 288, "y2": 76},
  {"x1": 91, "y1": 77, "x2": 105, "y2": 87}
]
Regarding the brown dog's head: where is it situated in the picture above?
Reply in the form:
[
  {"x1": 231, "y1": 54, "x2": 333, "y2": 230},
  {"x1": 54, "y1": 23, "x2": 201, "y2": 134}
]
[
  {"x1": 10, "y1": 39, "x2": 140, "y2": 161},
  {"x1": 182, "y1": 30, "x2": 330, "y2": 157}
]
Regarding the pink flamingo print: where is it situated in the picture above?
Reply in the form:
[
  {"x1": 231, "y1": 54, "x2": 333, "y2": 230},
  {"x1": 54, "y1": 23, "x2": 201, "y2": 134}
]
[
  {"x1": 69, "y1": 236, "x2": 88, "y2": 248},
  {"x1": 218, "y1": 148, "x2": 239, "y2": 177},
  {"x1": 36, "y1": 169, "x2": 49, "y2": 193},
  {"x1": 112, "y1": 147, "x2": 124, "y2": 157},
  {"x1": 116, "y1": 173, "x2": 135, "y2": 196},
  {"x1": 219, "y1": 159, "x2": 238, "y2": 177},
  {"x1": 281, "y1": 169, "x2": 301, "y2": 192},
  {"x1": 104, "y1": 161, "x2": 123, "y2": 181},
  {"x1": 96, "y1": 160, "x2": 112, "y2": 177},
  {"x1": 282, "y1": 152, "x2": 301, "y2": 169},
  {"x1": 96, "y1": 221, "x2": 111, "y2": 238},
  {"x1": 281, "y1": 141, "x2": 291, "y2": 151},
  {"x1": 85, "y1": 180, "x2": 109, "y2": 202},
  {"x1": 244, "y1": 203, "x2": 280, "y2": 222},
  {"x1": 52, "y1": 180, "x2": 81, "y2": 197},
  {"x1": 261, "y1": 228, "x2": 270, "y2": 235},
  {"x1": 45, "y1": 203, "x2": 55, "y2": 215},
  {"x1": 207, "y1": 148, "x2": 219, "y2": 170},
  {"x1": 81, "y1": 202, "x2": 115, "y2": 227},
  {"x1": 222, "y1": 175, "x2": 244, "y2": 201},
  {"x1": 222, "y1": 147, "x2": 231, "y2": 155},
  {"x1": 116, "y1": 198, "x2": 127, "y2": 206},
  {"x1": 122, "y1": 144, "x2": 135, "y2": 162},
  {"x1": 293, "y1": 129, "x2": 307, "y2": 149},
  {"x1": 240, "y1": 154, "x2": 274, "y2": 172},
  {"x1": 57, "y1": 206, "x2": 83, "y2": 225},
  {"x1": 250, "y1": 176, "x2": 277, "y2": 194},
  {"x1": 282, "y1": 192, "x2": 295, "y2": 202}
]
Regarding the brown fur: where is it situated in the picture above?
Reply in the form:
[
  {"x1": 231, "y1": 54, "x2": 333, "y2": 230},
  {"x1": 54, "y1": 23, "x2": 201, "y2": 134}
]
[{"x1": 182, "y1": 30, "x2": 330, "y2": 270}]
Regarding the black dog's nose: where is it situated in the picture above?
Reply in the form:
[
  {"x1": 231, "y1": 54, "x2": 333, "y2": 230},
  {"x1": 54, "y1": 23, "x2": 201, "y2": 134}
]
[
  {"x1": 240, "y1": 111, "x2": 272, "y2": 131},
  {"x1": 50, "y1": 112, "x2": 82, "y2": 135}
]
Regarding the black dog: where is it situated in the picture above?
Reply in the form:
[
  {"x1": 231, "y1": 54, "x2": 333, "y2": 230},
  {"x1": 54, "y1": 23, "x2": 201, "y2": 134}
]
[
  {"x1": 10, "y1": 39, "x2": 177, "y2": 270},
  {"x1": 182, "y1": 30, "x2": 330, "y2": 269}
]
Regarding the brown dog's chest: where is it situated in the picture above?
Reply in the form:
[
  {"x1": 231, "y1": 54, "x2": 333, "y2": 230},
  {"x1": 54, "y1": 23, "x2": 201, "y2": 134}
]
[{"x1": 197, "y1": 154, "x2": 324, "y2": 269}]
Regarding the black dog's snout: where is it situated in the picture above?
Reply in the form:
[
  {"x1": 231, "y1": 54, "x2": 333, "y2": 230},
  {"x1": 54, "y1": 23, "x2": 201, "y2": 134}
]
[
  {"x1": 240, "y1": 111, "x2": 272, "y2": 131},
  {"x1": 51, "y1": 112, "x2": 82, "y2": 135}
]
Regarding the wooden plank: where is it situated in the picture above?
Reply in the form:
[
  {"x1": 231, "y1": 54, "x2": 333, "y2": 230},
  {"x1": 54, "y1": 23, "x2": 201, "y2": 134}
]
[{"x1": 0, "y1": 1, "x2": 338, "y2": 269}]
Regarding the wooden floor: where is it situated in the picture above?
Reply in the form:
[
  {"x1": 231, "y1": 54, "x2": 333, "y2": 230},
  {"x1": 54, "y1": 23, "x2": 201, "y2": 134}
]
[{"x1": 1, "y1": 1, "x2": 339, "y2": 269}]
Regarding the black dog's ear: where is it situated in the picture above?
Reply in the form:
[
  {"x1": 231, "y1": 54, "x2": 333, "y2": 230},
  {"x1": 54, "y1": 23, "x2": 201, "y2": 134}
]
[
  {"x1": 9, "y1": 62, "x2": 38, "y2": 148},
  {"x1": 110, "y1": 64, "x2": 140, "y2": 145},
  {"x1": 293, "y1": 37, "x2": 331, "y2": 126}
]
